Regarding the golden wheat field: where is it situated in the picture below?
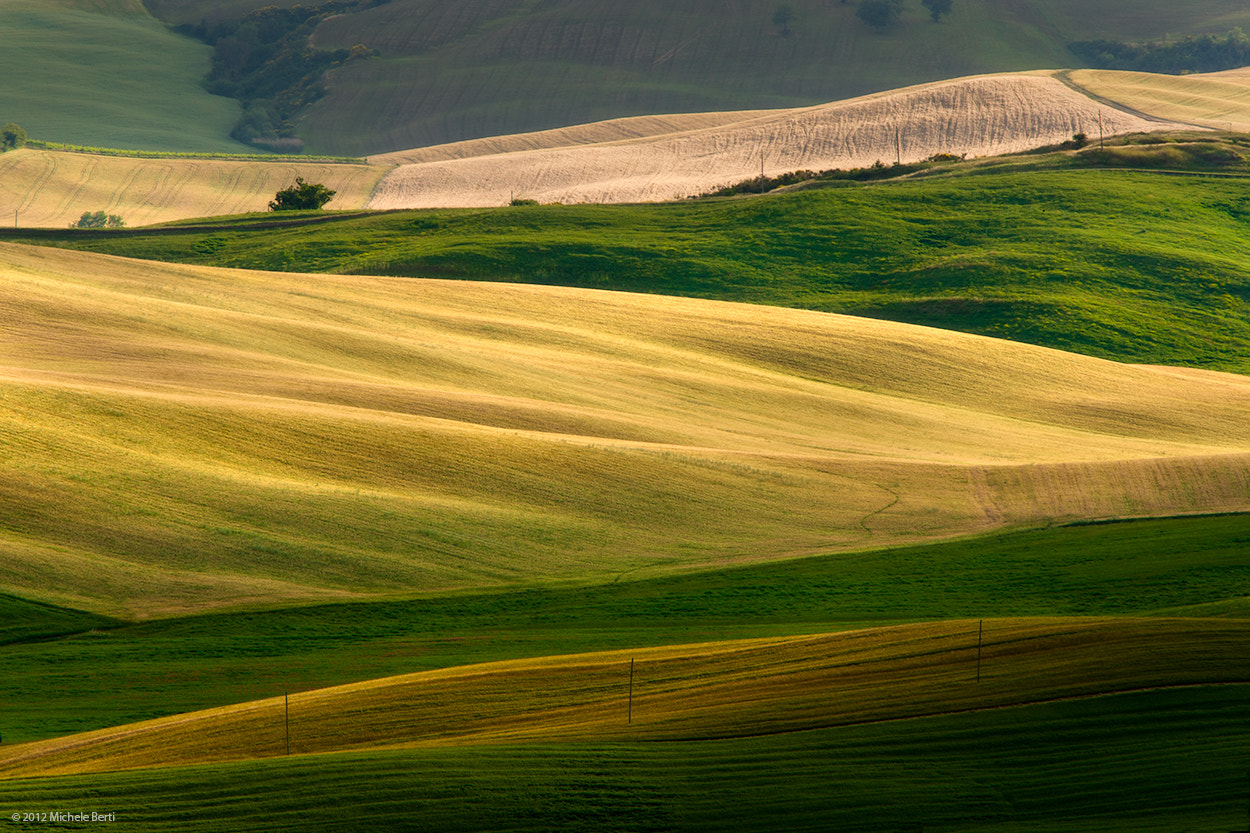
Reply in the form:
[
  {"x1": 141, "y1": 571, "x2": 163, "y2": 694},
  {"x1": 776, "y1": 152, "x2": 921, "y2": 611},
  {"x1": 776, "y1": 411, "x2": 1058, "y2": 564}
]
[
  {"x1": 1068, "y1": 67, "x2": 1250, "y2": 131},
  {"x1": 2, "y1": 243, "x2": 1249, "y2": 617},
  {"x1": 1, "y1": 616, "x2": 1245, "y2": 777},
  {"x1": 0, "y1": 149, "x2": 390, "y2": 228},
  {"x1": 366, "y1": 73, "x2": 1183, "y2": 208}
]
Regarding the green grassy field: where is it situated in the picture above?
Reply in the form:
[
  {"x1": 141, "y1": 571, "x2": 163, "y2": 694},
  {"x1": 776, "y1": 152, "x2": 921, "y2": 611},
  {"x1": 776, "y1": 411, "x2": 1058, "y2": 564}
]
[
  {"x1": 2, "y1": 514, "x2": 1248, "y2": 744},
  {"x1": 0, "y1": 0, "x2": 247, "y2": 153},
  {"x1": 1, "y1": 685, "x2": 1247, "y2": 832},
  {"x1": 19, "y1": 145, "x2": 1250, "y2": 372}
]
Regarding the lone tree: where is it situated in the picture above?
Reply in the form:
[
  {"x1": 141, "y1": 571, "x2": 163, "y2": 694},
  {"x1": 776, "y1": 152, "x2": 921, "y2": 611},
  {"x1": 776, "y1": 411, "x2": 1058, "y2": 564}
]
[
  {"x1": 1, "y1": 123, "x2": 26, "y2": 151},
  {"x1": 269, "y1": 177, "x2": 336, "y2": 211},
  {"x1": 773, "y1": 4, "x2": 795, "y2": 36},
  {"x1": 921, "y1": 0, "x2": 951, "y2": 21},
  {"x1": 856, "y1": 0, "x2": 904, "y2": 31}
]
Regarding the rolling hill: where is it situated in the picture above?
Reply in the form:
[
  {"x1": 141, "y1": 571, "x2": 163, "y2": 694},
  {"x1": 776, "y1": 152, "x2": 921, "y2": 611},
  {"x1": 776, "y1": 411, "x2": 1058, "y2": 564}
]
[
  {"x1": 2, "y1": 241, "x2": 1249, "y2": 618},
  {"x1": 7, "y1": 0, "x2": 1250, "y2": 155},
  {"x1": 296, "y1": 0, "x2": 1250, "y2": 154},
  {"x1": 0, "y1": 0, "x2": 245, "y2": 153},
  {"x1": 1068, "y1": 66, "x2": 1250, "y2": 130},
  {"x1": 0, "y1": 70, "x2": 1193, "y2": 226},
  {"x1": 366, "y1": 72, "x2": 1181, "y2": 208},
  {"x1": 0, "y1": 148, "x2": 388, "y2": 228}
]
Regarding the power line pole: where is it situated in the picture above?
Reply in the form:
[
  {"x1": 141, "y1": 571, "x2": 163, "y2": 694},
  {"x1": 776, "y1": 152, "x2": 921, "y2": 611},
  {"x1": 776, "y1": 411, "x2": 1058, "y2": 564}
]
[
  {"x1": 976, "y1": 620, "x2": 984, "y2": 683},
  {"x1": 285, "y1": 692, "x2": 290, "y2": 755},
  {"x1": 628, "y1": 659, "x2": 635, "y2": 724}
]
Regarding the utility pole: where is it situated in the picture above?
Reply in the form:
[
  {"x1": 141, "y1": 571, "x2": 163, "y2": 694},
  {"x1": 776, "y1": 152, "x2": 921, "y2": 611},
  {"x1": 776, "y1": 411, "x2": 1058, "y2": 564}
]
[
  {"x1": 285, "y1": 692, "x2": 290, "y2": 755},
  {"x1": 895, "y1": 128, "x2": 902, "y2": 165},
  {"x1": 976, "y1": 620, "x2": 983, "y2": 683},
  {"x1": 628, "y1": 659, "x2": 635, "y2": 724}
]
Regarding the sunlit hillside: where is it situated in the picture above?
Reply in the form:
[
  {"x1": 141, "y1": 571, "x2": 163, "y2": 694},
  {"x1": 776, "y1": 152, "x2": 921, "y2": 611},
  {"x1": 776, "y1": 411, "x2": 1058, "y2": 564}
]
[
  {"x1": 366, "y1": 72, "x2": 1182, "y2": 208},
  {"x1": 2, "y1": 242, "x2": 1248, "y2": 617},
  {"x1": 0, "y1": 149, "x2": 389, "y2": 228}
]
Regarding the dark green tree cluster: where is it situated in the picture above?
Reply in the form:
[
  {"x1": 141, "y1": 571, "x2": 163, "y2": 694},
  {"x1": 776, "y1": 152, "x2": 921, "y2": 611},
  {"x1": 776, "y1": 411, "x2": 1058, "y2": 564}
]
[
  {"x1": 856, "y1": 0, "x2": 904, "y2": 31},
  {"x1": 178, "y1": 2, "x2": 381, "y2": 150},
  {"x1": 74, "y1": 211, "x2": 125, "y2": 229},
  {"x1": 856, "y1": 0, "x2": 952, "y2": 31},
  {"x1": 1071, "y1": 28, "x2": 1250, "y2": 74},
  {"x1": 269, "y1": 177, "x2": 337, "y2": 211},
  {"x1": 1, "y1": 122, "x2": 26, "y2": 151},
  {"x1": 921, "y1": 0, "x2": 952, "y2": 22}
]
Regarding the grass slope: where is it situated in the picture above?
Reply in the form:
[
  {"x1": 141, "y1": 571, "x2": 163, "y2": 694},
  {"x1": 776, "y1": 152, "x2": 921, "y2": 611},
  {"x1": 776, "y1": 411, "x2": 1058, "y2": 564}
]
[
  {"x1": 2, "y1": 242, "x2": 1250, "y2": 615},
  {"x1": 23, "y1": 153, "x2": 1250, "y2": 372},
  {"x1": 1, "y1": 686, "x2": 1247, "y2": 831},
  {"x1": 0, "y1": 0, "x2": 245, "y2": 152},
  {"x1": 2, "y1": 514, "x2": 1249, "y2": 745},
  {"x1": 0, "y1": 147, "x2": 388, "y2": 227}
]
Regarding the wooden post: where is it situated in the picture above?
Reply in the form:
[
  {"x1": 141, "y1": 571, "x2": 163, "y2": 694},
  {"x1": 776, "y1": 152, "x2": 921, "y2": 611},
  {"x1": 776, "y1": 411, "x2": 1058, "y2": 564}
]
[
  {"x1": 976, "y1": 620, "x2": 983, "y2": 683},
  {"x1": 285, "y1": 692, "x2": 290, "y2": 755},
  {"x1": 895, "y1": 128, "x2": 901, "y2": 165},
  {"x1": 628, "y1": 659, "x2": 635, "y2": 724}
]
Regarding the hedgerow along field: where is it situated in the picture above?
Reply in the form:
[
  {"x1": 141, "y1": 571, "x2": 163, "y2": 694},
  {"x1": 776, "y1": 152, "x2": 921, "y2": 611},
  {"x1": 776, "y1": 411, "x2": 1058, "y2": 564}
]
[
  {"x1": 0, "y1": 0, "x2": 246, "y2": 153},
  {"x1": 23, "y1": 138, "x2": 1250, "y2": 372}
]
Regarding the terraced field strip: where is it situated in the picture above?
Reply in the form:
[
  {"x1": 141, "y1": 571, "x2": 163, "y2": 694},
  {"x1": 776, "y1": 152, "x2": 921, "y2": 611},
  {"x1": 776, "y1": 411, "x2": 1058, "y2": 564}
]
[
  {"x1": 1, "y1": 617, "x2": 1245, "y2": 777},
  {"x1": 1069, "y1": 68, "x2": 1250, "y2": 131},
  {"x1": 366, "y1": 73, "x2": 1184, "y2": 208},
  {"x1": 0, "y1": 149, "x2": 390, "y2": 228},
  {"x1": 2, "y1": 242, "x2": 1249, "y2": 615}
]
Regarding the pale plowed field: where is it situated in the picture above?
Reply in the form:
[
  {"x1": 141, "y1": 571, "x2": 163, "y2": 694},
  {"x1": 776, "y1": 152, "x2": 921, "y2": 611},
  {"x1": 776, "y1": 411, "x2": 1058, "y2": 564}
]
[
  {"x1": 2, "y1": 243, "x2": 1249, "y2": 616},
  {"x1": 0, "y1": 149, "x2": 390, "y2": 228},
  {"x1": 1067, "y1": 67, "x2": 1250, "y2": 131},
  {"x1": 367, "y1": 73, "x2": 1183, "y2": 209}
]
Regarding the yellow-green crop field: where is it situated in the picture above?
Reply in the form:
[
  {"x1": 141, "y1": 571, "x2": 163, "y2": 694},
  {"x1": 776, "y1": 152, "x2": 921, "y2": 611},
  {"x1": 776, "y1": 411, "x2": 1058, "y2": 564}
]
[
  {"x1": 1, "y1": 616, "x2": 1245, "y2": 778},
  {"x1": 2, "y1": 242, "x2": 1249, "y2": 617},
  {"x1": 1069, "y1": 67, "x2": 1250, "y2": 130},
  {"x1": 0, "y1": 149, "x2": 389, "y2": 228},
  {"x1": 2, "y1": 233, "x2": 1250, "y2": 829}
]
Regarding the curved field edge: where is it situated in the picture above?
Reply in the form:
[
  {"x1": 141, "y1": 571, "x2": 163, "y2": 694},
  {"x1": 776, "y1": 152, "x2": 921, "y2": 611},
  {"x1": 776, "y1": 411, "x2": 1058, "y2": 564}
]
[
  {"x1": 363, "y1": 73, "x2": 1185, "y2": 209},
  {"x1": 1068, "y1": 67, "x2": 1250, "y2": 131},
  {"x1": 1, "y1": 616, "x2": 1247, "y2": 778},
  {"x1": 3, "y1": 512, "x2": 1249, "y2": 745},
  {"x1": 25, "y1": 159, "x2": 1250, "y2": 375},
  {"x1": 3, "y1": 244, "x2": 1250, "y2": 616}
]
